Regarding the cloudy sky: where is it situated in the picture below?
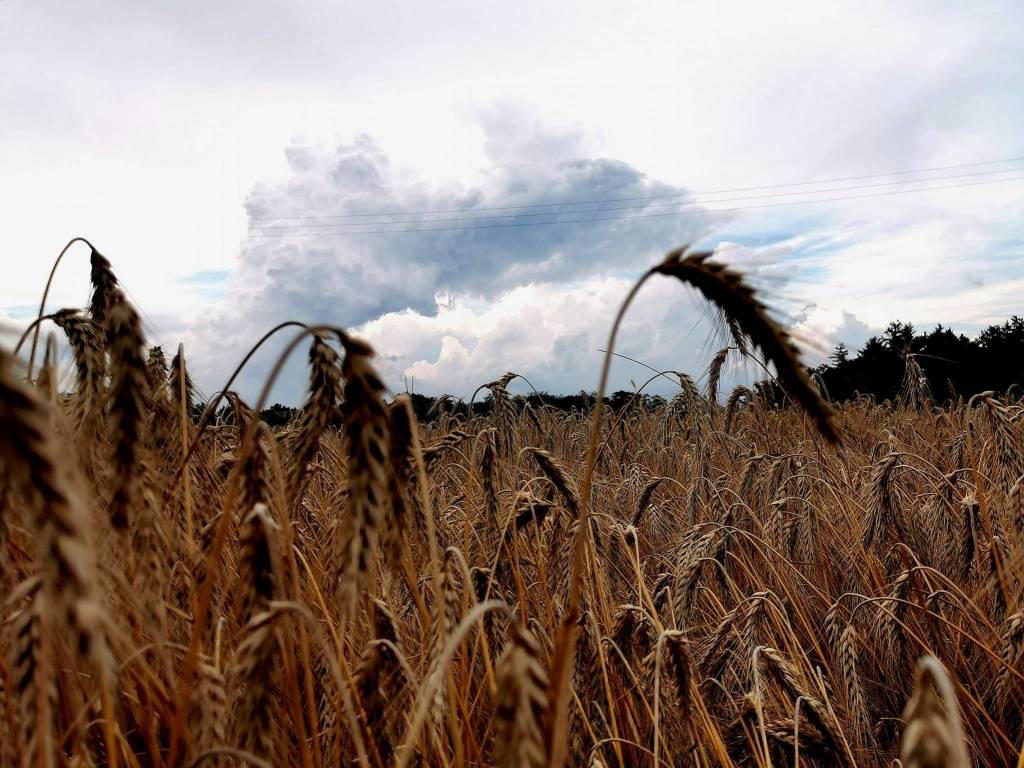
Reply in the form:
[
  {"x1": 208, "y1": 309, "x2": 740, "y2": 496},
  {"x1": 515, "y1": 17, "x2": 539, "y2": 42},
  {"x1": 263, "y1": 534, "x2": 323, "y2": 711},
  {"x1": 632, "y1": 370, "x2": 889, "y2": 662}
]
[{"x1": 3, "y1": 1, "x2": 1023, "y2": 402}]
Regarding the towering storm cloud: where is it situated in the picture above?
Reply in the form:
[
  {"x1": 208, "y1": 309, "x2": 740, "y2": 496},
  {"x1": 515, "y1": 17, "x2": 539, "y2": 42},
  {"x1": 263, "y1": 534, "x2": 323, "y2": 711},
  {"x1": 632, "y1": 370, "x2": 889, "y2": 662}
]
[{"x1": 184, "y1": 113, "x2": 730, "y2": 400}]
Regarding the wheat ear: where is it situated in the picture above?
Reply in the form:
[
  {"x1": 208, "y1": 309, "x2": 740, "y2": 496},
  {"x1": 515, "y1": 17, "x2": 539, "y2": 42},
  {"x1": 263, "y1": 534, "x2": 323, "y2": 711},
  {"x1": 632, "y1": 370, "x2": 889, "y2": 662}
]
[
  {"x1": 52, "y1": 309, "x2": 105, "y2": 432},
  {"x1": 106, "y1": 290, "x2": 150, "y2": 530},
  {"x1": 288, "y1": 334, "x2": 342, "y2": 501},
  {"x1": 335, "y1": 334, "x2": 390, "y2": 618},
  {"x1": 493, "y1": 621, "x2": 549, "y2": 768},
  {"x1": 0, "y1": 352, "x2": 116, "y2": 758},
  {"x1": 900, "y1": 655, "x2": 970, "y2": 768},
  {"x1": 652, "y1": 249, "x2": 838, "y2": 443}
]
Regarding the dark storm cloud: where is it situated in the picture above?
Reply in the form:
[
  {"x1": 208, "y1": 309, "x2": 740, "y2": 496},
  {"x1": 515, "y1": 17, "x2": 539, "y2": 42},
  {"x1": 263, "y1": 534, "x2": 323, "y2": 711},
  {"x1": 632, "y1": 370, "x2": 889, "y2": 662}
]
[{"x1": 238, "y1": 129, "x2": 711, "y2": 324}]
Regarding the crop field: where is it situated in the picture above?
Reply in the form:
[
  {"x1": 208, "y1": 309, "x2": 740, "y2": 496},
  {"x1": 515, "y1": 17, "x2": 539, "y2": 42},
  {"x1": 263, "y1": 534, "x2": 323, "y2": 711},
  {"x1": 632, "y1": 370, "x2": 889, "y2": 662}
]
[{"x1": 1, "y1": 244, "x2": 1022, "y2": 768}]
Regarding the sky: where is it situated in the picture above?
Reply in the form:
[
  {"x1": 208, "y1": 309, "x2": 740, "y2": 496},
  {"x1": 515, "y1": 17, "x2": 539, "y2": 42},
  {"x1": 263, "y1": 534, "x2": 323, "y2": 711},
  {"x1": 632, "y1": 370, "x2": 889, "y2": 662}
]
[{"x1": 2, "y1": 1, "x2": 1023, "y2": 403}]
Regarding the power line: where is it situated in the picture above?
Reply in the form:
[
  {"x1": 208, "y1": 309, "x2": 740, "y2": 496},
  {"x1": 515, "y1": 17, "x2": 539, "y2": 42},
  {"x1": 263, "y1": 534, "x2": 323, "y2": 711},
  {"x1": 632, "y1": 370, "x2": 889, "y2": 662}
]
[
  {"x1": 246, "y1": 173, "x2": 1024, "y2": 238},
  {"x1": 252, "y1": 166, "x2": 1024, "y2": 231},
  {"x1": 249, "y1": 155, "x2": 1024, "y2": 223}
]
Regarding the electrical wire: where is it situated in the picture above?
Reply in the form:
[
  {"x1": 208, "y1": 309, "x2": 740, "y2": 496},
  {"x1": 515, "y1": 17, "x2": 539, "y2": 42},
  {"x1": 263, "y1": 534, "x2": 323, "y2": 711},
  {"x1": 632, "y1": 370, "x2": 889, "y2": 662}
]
[
  {"x1": 246, "y1": 173, "x2": 1024, "y2": 239},
  {"x1": 249, "y1": 155, "x2": 1024, "y2": 223}
]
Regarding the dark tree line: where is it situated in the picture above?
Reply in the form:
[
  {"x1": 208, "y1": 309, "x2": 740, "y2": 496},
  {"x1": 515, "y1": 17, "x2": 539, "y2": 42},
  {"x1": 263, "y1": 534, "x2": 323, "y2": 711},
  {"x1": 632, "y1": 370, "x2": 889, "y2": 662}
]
[
  {"x1": 222, "y1": 316, "x2": 1023, "y2": 426},
  {"x1": 813, "y1": 316, "x2": 1024, "y2": 403}
]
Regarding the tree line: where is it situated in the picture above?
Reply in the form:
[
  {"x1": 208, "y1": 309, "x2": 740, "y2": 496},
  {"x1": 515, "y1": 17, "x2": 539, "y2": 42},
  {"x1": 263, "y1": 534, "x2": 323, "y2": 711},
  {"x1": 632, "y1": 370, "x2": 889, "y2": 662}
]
[
  {"x1": 242, "y1": 315, "x2": 1024, "y2": 425},
  {"x1": 813, "y1": 316, "x2": 1024, "y2": 404}
]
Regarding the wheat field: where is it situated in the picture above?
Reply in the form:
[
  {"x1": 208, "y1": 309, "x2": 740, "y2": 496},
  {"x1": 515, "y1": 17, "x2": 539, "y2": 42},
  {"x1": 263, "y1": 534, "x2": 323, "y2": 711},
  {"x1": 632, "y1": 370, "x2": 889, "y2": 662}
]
[{"x1": 1, "y1": 242, "x2": 1022, "y2": 768}]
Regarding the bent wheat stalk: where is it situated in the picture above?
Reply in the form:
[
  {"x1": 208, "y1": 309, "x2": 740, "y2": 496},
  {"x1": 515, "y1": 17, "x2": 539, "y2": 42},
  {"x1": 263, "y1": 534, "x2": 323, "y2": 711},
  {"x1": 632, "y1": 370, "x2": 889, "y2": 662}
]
[{"x1": 546, "y1": 245, "x2": 841, "y2": 768}]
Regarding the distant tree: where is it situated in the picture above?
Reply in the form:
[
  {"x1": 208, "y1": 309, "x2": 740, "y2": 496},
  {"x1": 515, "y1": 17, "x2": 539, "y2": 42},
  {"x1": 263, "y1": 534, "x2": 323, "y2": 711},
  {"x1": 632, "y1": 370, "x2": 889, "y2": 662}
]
[
  {"x1": 884, "y1": 321, "x2": 916, "y2": 352},
  {"x1": 404, "y1": 391, "x2": 434, "y2": 422},
  {"x1": 830, "y1": 343, "x2": 850, "y2": 366},
  {"x1": 260, "y1": 402, "x2": 296, "y2": 427},
  {"x1": 608, "y1": 390, "x2": 635, "y2": 411}
]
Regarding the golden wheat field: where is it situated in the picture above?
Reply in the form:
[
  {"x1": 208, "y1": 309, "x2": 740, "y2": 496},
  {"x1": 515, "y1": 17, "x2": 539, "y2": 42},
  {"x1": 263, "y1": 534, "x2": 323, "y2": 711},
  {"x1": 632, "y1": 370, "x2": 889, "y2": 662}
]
[{"x1": 1, "y1": 242, "x2": 1023, "y2": 768}]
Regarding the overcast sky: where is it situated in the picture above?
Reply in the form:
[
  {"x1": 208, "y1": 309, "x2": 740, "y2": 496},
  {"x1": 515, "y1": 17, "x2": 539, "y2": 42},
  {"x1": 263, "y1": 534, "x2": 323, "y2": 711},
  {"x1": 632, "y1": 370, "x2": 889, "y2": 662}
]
[{"x1": 3, "y1": 1, "x2": 1023, "y2": 402}]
